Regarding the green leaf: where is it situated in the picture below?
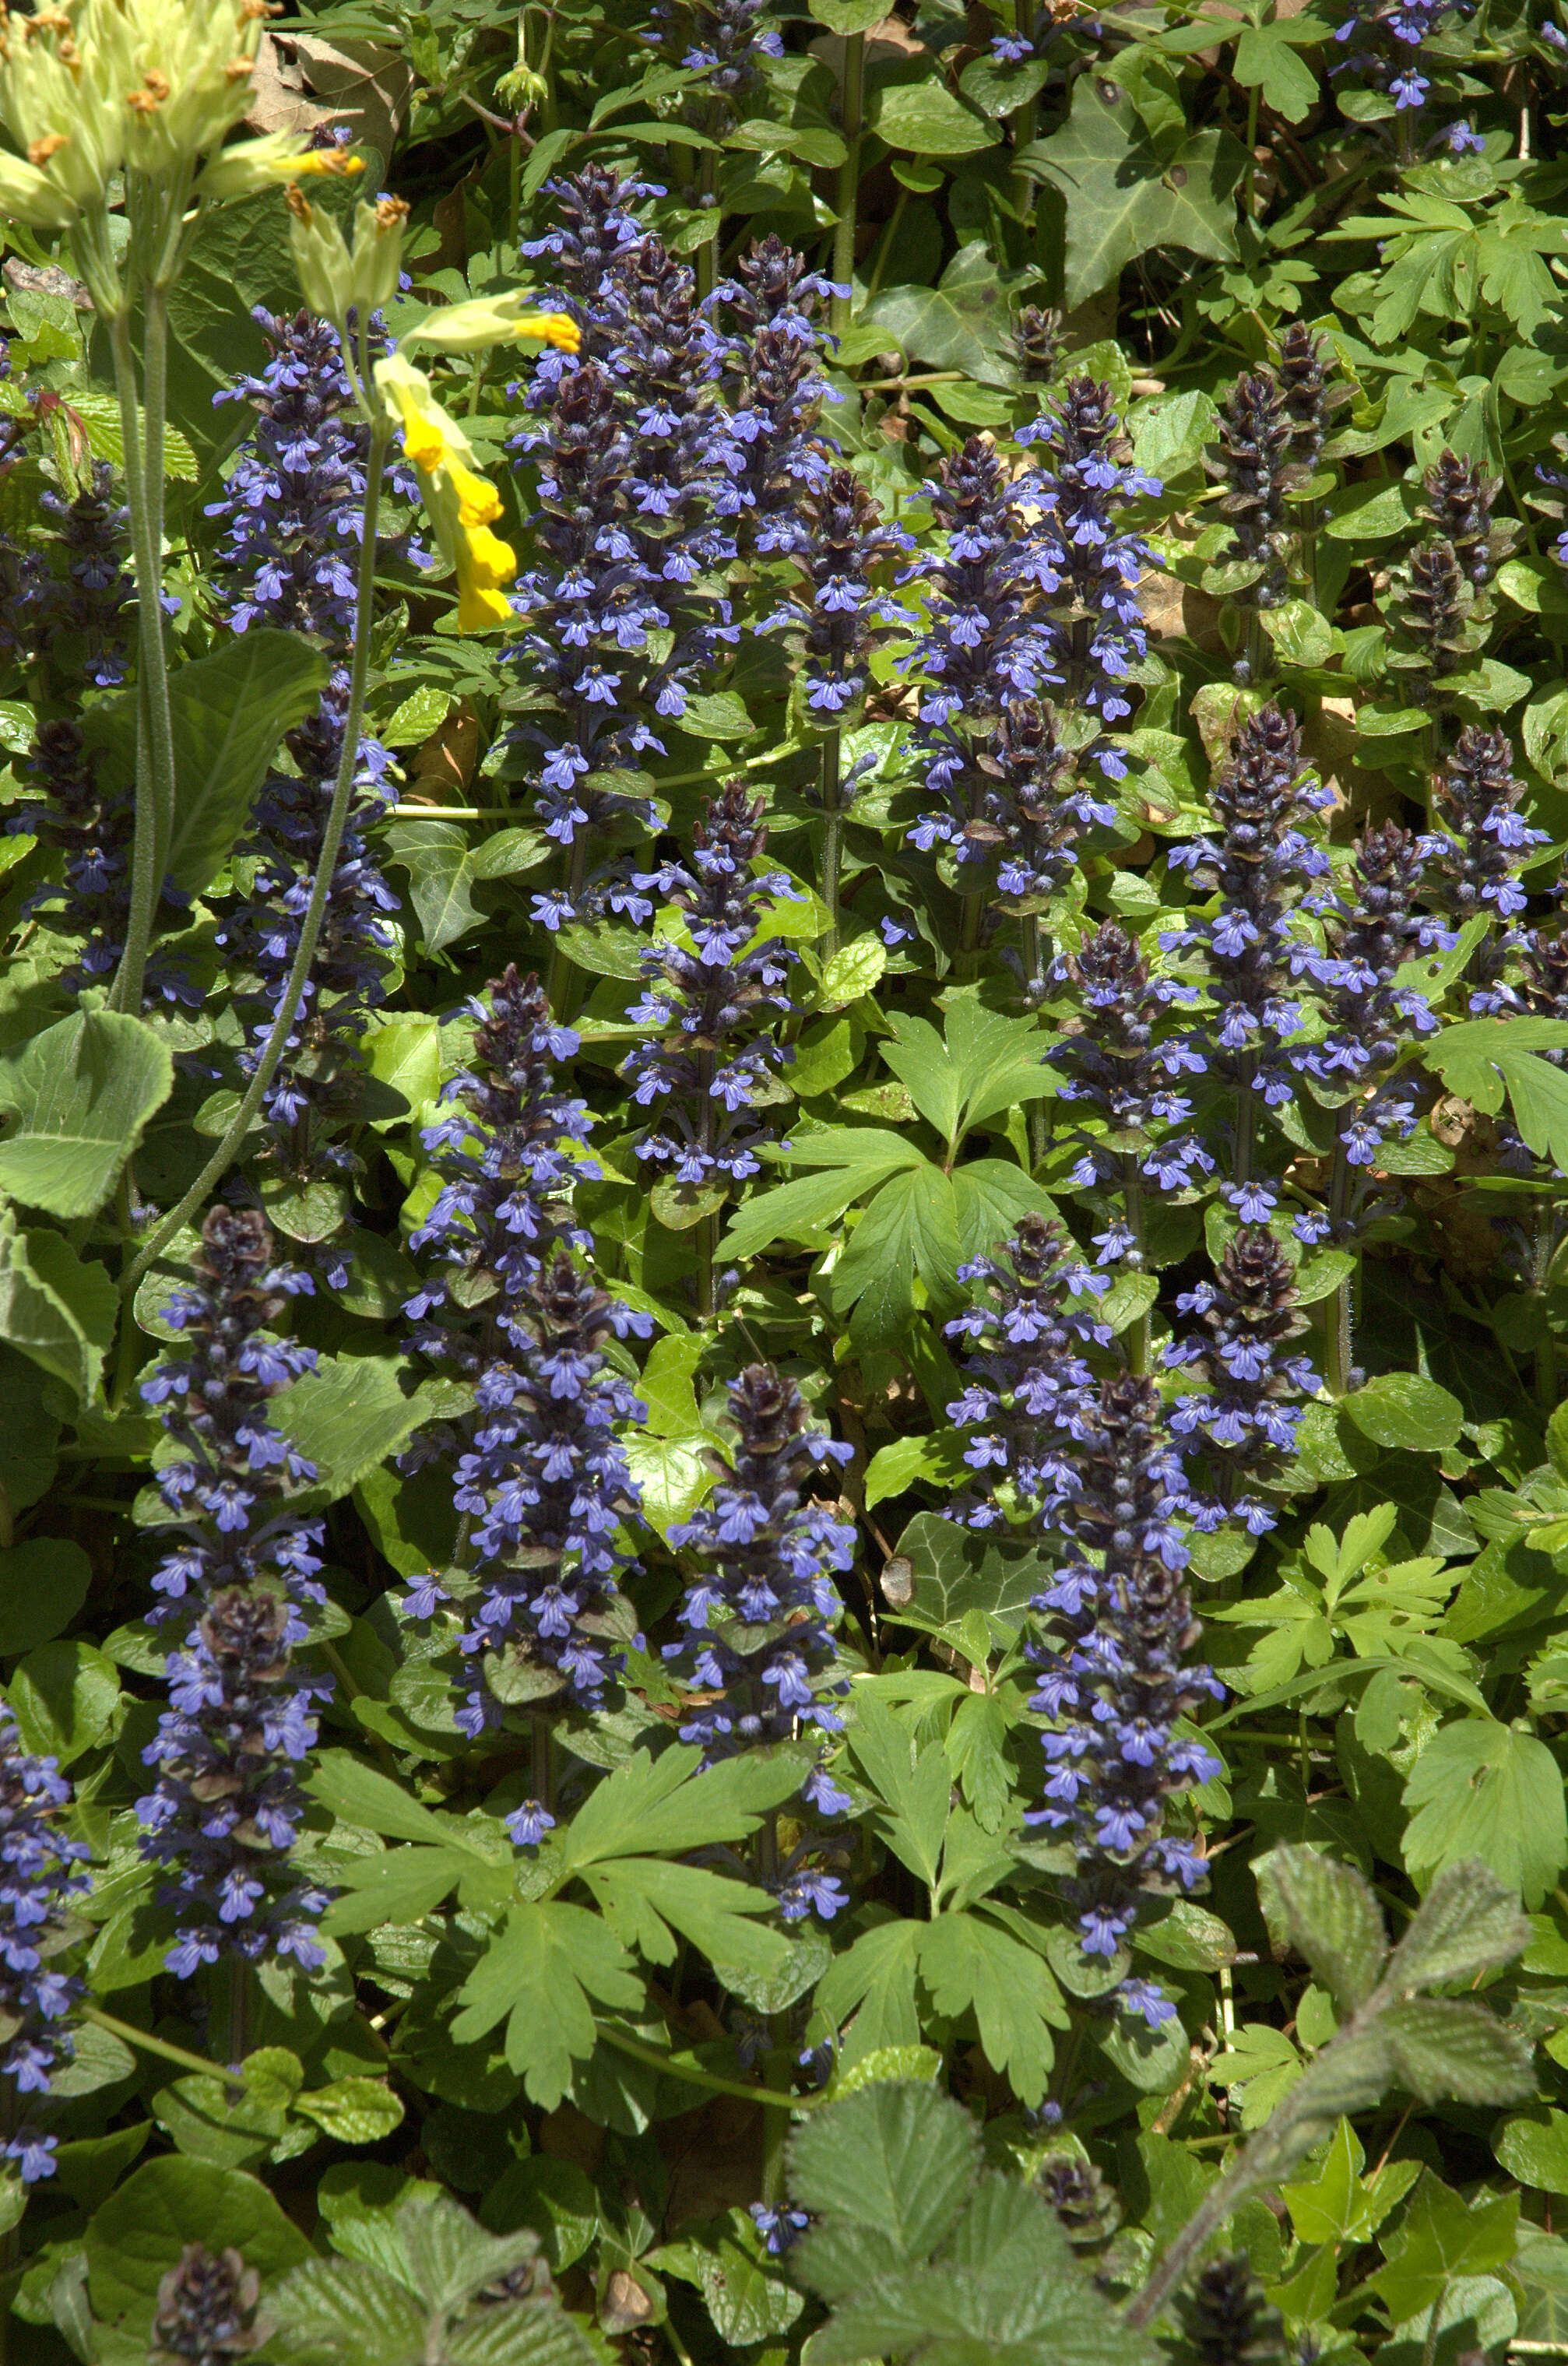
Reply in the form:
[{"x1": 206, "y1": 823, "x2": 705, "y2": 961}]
[
  {"x1": 864, "y1": 1429, "x2": 969, "y2": 1510},
  {"x1": 1340, "y1": 1373, "x2": 1464, "y2": 1451},
  {"x1": 452, "y1": 1903, "x2": 644, "y2": 2110},
  {"x1": 1423, "y1": 1018, "x2": 1568, "y2": 1168},
  {"x1": 0, "y1": 1536, "x2": 90, "y2": 1654},
  {"x1": 308, "y1": 1750, "x2": 491, "y2": 1851},
  {"x1": 723, "y1": 1131, "x2": 921, "y2": 1261},
  {"x1": 266, "y1": 2254, "x2": 429, "y2": 2358},
  {"x1": 1021, "y1": 78, "x2": 1243, "y2": 308},
  {"x1": 557, "y1": 1745, "x2": 810, "y2": 1865},
  {"x1": 295, "y1": 2076, "x2": 407, "y2": 2145},
  {"x1": 807, "y1": 0, "x2": 886, "y2": 26},
  {"x1": 651, "y1": 2217, "x2": 805, "y2": 2347},
  {"x1": 846, "y1": 1696, "x2": 954, "y2": 1886},
  {"x1": 280, "y1": 1357, "x2": 448, "y2": 1505},
  {"x1": 381, "y1": 684, "x2": 451, "y2": 744},
  {"x1": 1403, "y1": 1720, "x2": 1568, "y2": 1907},
  {"x1": 1496, "y1": 2111, "x2": 1568, "y2": 2194},
  {"x1": 162, "y1": 631, "x2": 330, "y2": 895},
  {"x1": 680, "y1": 691, "x2": 757, "y2": 739},
  {"x1": 1386, "y1": 1857, "x2": 1532, "y2": 1992},
  {"x1": 1380, "y1": 1998, "x2": 1534, "y2": 2105},
  {"x1": 0, "y1": 1011, "x2": 172, "y2": 1219},
  {"x1": 834, "y1": 1165, "x2": 962, "y2": 1344},
  {"x1": 10, "y1": 1637, "x2": 119, "y2": 1763},
  {"x1": 862, "y1": 246, "x2": 1014, "y2": 385},
  {"x1": 868, "y1": 82, "x2": 996, "y2": 156},
  {"x1": 1232, "y1": 16, "x2": 1325, "y2": 118},
  {"x1": 86, "y1": 2160, "x2": 311, "y2": 2338},
  {"x1": 385, "y1": 818, "x2": 545, "y2": 954},
  {"x1": 582, "y1": 1856, "x2": 789, "y2": 1977},
  {"x1": 951, "y1": 1160, "x2": 1056, "y2": 1262},
  {"x1": 1264, "y1": 1846, "x2": 1389, "y2": 2010},
  {"x1": 364, "y1": 1015, "x2": 444, "y2": 1123},
  {"x1": 820, "y1": 933, "x2": 888, "y2": 1007},
  {"x1": 789, "y1": 2082, "x2": 979, "y2": 2258},
  {"x1": 323, "y1": 1845, "x2": 490, "y2": 1936},
  {"x1": 1373, "y1": 2173, "x2": 1519, "y2": 2323},
  {"x1": 916, "y1": 1913, "x2": 1063, "y2": 2105}
]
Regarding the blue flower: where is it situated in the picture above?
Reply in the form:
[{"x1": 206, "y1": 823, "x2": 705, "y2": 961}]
[
  {"x1": 1292, "y1": 820, "x2": 1441, "y2": 1176},
  {"x1": 625, "y1": 784, "x2": 800, "y2": 1191},
  {"x1": 137, "y1": 1586, "x2": 332, "y2": 1979},
  {"x1": 715, "y1": 235, "x2": 838, "y2": 558},
  {"x1": 762, "y1": 459, "x2": 911, "y2": 714},
  {"x1": 1019, "y1": 377, "x2": 1160, "y2": 754},
  {"x1": 1050, "y1": 921, "x2": 1213, "y2": 1227},
  {"x1": 1165, "y1": 1228, "x2": 1317, "y2": 1534},
  {"x1": 207, "y1": 309, "x2": 420, "y2": 1190},
  {"x1": 403, "y1": 969, "x2": 649, "y2": 1733},
  {"x1": 1021, "y1": 1374, "x2": 1223, "y2": 1963},
  {"x1": 139, "y1": 1207, "x2": 325, "y2": 1621},
  {"x1": 945, "y1": 1215, "x2": 1111, "y2": 1528},
  {"x1": 0, "y1": 1709, "x2": 91, "y2": 2183},
  {"x1": 663, "y1": 1365, "x2": 853, "y2": 1845}
]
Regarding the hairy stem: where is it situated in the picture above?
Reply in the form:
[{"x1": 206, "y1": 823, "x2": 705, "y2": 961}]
[
  {"x1": 1324, "y1": 1138, "x2": 1354, "y2": 1397},
  {"x1": 819, "y1": 727, "x2": 843, "y2": 959},
  {"x1": 830, "y1": 32, "x2": 865, "y2": 339},
  {"x1": 1019, "y1": 912, "x2": 1048, "y2": 1169},
  {"x1": 105, "y1": 304, "x2": 177, "y2": 1020},
  {"x1": 124, "y1": 417, "x2": 394, "y2": 1293}
]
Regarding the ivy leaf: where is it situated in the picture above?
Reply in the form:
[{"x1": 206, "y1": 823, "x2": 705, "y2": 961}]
[
  {"x1": 862, "y1": 246, "x2": 1017, "y2": 386},
  {"x1": 0, "y1": 1011, "x2": 172, "y2": 1220},
  {"x1": 1372, "y1": 2174, "x2": 1520, "y2": 2323},
  {"x1": 1402, "y1": 1719, "x2": 1568, "y2": 1907},
  {"x1": 1021, "y1": 78, "x2": 1244, "y2": 307}
]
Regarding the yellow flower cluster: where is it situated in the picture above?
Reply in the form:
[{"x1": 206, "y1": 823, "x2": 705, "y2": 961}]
[{"x1": 373, "y1": 315, "x2": 578, "y2": 635}]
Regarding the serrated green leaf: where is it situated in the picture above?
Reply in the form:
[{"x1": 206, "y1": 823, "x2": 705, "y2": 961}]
[
  {"x1": 1403, "y1": 1720, "x2": 1568, "y2": 1907},
  {"x1": 1387, "y1": 1856, "x2": 1532, "y2": 1991},
  {"x1": 789, "y1": 2082, "x2": 979, "y2": 2255},
  {"x1": 1266, "y1": 1845, "x2": 1389, "y2": 2009}
]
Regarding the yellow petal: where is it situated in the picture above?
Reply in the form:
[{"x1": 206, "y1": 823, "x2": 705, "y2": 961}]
[
  {"x1": 449, "y1": 459, "x2": 501, "y2": 530},
  {"x1": 465, "y1": 524, "x2": 516, "y2": 589},
  {"x1": 457, "y1": 580, "x2": 515, "y2": 631},
  {"x1": 402, "y1": 413, "x2": 448, "y2": 476}
]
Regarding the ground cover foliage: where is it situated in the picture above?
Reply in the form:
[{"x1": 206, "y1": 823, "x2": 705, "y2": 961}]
[{"x1": 8, "y1": 0, "x2": 1568, "y2": 2359}]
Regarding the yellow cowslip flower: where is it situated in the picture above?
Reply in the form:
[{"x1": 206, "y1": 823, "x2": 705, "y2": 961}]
[
  {"x1": 0, "y1": 0, "x2": 125, "y2": 218},
  {"x1": 399, "y1": 291, "x2": 581, "y2": 358},
  {"x1": 374, "y1": 352, "x2": 518, "y2": 633},
  {"x1": 195, "y1": 128, "x2": 363, "y2": 202}
]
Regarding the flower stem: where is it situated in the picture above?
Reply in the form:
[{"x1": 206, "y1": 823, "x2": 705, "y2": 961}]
[
  {"x1": 1324, "y1": 1139, "x2": 1354, "y2": 1397},
  {"x1": 830, "y1": 33, "x2": 866, "y2": 339},
  {"x1": 819, "y1": 727, "x2": 843, "y2": 959},
  {"x1": 123, "y1": 415, "x2": 394, "y2": 1295},
  {"x1": 105, "y1": 303, "x2": 178, "y2": 1021},
  {"x1": 594, "y1": 2020, "x2": 818, "y2": 2111},
  {"x1": 1019, "y1": 912, "x2": 1047, "y2": 1169},
  {"x1": 82, "y1": 2003, "x2": 234, "y2": 2086}
]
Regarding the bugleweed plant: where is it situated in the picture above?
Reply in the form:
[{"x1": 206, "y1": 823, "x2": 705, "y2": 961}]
[{"x1": 7, "y1": 0, "x2": 1568, "y2": 2360}]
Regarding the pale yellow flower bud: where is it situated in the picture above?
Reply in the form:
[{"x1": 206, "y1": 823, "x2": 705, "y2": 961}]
[
  {"x1": 193, "y1": 128, "x2": 364, "y2": 203},
  {"x1": 0, "y1": 0, "x2": 125, "y2": 217},
  {"x1": 0, "y1": 142, "x2": 78, "y2": 227},
  {"x1": 399, "y1": 292, "x2": 580, "y2": 358},
  {"x1": 287, "y1": 188, "x2": 406, "y2": 326}
]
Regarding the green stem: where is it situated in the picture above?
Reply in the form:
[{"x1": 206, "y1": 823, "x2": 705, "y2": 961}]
[
  {"x1": 83, "y1": 2003, "x2": 234, "y2": 2086},
  {"x1": 105, "y1": 305, "x2": 177, "y2": 1021},
  {"x1": 830, "y1": 33, "x2": 865, "y2": 339},
  {"x1": 1243, "y1": 79, "x2": 1260, "y2": 218},
  {"x1": 863, "y1": 188, "x2": 906, "y2": 308},
  {"x1": 819, "y1": 727, "x2": 843, "y2": 960},
  {"x1": 547, "y1": 832, "x2": 591, "y2": 1016},
  {"x1": 1232, "y1": 1052, "x2": 1257, "y2": 1196},
  {"x1": 123, "y1": 416, "x2": 394, "y2": 1295},
  {"x1": 1531, "y1": 1194, "x2": 1559, "y2": 1411},
  {"x1": 1324, "y1": 1139, "x2": 1354, "y2": 1398},
  {"x1": 594, "y1": 2021, "x2": 818, "y2": 2112},
  {"x1": 695, "y1": 146, "x2": 719, "y2": 301},
  {"x1": 1019, "y1": 913, "x2": 1047, "y2": 1170},
  {"x1": 1122, "y1": 1154, "x2": 1148, "y2": 1376}
]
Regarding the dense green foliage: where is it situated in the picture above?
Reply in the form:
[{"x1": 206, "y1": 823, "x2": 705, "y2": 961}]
[{"x1": 5, "y1": 0, "x2": 1568, "y2": 2359}]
